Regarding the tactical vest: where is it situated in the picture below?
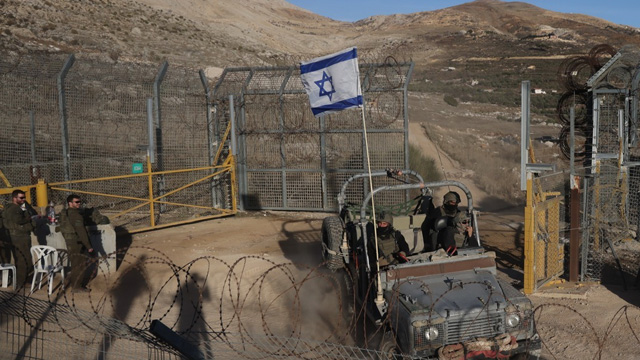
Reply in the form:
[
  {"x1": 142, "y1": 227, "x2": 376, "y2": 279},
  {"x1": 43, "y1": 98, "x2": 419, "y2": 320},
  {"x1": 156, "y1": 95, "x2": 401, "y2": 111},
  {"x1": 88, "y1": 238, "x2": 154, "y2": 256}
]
[
  {"x1": 378, "y1": 231, "x2": 400, "y2": 261},
  {"x1": 439, "y1": 207, "x2": 466, "y2": 247}
]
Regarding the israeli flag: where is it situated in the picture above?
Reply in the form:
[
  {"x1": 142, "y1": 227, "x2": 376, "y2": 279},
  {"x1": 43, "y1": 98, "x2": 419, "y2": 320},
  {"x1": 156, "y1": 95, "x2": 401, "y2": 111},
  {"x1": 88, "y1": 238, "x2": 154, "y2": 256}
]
[{"x1": 300, "y1": 47, "x2": 363, "y2": 117}]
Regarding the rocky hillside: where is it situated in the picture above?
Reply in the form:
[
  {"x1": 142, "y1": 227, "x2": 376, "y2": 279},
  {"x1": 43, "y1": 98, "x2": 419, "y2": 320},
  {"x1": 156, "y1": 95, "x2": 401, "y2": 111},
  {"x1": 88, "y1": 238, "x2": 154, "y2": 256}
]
[{"x1": 1, "y1": 0, "x2": 639, "y2": 69}]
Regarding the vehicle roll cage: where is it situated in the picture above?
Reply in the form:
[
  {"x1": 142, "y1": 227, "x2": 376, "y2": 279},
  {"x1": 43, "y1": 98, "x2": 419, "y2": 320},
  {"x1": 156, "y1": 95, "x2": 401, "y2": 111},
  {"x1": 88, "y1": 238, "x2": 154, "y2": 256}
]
[{"x1": 336, "y1": 169, "x2": 480, "y2": 274}]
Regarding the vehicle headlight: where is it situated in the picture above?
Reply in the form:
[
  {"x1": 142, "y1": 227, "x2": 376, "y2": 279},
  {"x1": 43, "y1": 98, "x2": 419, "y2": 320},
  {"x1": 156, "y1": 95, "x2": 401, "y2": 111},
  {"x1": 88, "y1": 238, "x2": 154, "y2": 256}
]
[
  {"x1": 424, "y1": 327, "x2": 439, "y2": 341},
  {"x1": 506, "y1": 313, "x2": 521, "y2": 328}
]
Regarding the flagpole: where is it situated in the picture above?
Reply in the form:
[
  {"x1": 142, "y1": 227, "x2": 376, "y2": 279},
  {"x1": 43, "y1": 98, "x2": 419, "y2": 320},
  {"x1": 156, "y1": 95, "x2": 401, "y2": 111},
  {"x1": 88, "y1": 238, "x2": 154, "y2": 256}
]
[{"x1": 356, "y1": 59, "x2": 385, "y2": 307}]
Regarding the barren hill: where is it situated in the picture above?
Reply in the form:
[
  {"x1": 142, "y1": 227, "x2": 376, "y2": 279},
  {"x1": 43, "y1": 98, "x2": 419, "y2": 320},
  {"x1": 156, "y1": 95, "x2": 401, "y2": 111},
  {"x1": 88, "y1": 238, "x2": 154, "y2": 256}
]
[{"x1": 1, "y1": 0, "x2": 639, "y2": 69}]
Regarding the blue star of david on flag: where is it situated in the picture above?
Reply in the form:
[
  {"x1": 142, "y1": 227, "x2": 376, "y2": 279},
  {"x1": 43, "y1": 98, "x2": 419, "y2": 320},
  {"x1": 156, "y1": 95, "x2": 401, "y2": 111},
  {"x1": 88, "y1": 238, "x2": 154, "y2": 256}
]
[
  {"x1": 315, "y1": 71, "x2": 336, "y2": 101},
  {"x1": 300, "y1": 47, "x2": 363, "y2": 117}
]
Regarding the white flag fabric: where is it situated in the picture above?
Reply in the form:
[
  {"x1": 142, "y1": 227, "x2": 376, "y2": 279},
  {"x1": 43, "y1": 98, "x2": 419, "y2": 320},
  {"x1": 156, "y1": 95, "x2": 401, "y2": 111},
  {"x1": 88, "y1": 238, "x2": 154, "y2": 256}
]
[{"x1": 300, "y1": 47, "x2": 363, "y2": 117}]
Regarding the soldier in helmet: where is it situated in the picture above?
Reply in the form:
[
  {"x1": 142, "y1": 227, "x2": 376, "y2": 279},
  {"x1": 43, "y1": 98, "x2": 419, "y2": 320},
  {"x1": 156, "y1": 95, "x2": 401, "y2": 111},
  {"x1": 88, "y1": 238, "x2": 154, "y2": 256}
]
[
  {"x1": 368, "y1": 212, "x2": 410, "y2": 266},
  {"x1": 421, "y1": 191, "x2": 476, "y2": 255}
]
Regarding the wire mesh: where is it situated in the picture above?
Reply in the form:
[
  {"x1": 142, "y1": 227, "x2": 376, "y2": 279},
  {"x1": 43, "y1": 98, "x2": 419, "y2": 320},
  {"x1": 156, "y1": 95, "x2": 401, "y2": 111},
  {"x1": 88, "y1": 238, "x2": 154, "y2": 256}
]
[
  {"x1": 530, "y1": 171, "x2": 567, "y2": 290},
  {"x1": 0, "y1": 54, "x2": 233, "y2": 231},
  {"x1": 217, "y1": 63, "x2": 413, "y2": 211}
]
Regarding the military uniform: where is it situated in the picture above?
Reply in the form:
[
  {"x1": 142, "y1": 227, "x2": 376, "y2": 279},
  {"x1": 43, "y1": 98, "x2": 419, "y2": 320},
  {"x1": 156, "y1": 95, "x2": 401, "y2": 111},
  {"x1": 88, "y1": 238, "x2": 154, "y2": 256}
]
[
  {"x1": 377, "y1": 229, "x2": 410, "y2": 265},
  {"x1": 367, "y1": 220, "x2": 410, "y2": 266},
  {"x1": 0, "y1": 207, "x2": 13, "y2": 265},
  {"x1": 58, "y1": 207, "x2": 109, "y2": 288},
  {"x1": 421, "y1": 206, "x2": 469, "y2": 252},
  {"x1": 58, "y1": 208, "x2": 93, "y2": 288},
  {"x1": 3, "y1": 203, "x2": 35, "y2": 287}
]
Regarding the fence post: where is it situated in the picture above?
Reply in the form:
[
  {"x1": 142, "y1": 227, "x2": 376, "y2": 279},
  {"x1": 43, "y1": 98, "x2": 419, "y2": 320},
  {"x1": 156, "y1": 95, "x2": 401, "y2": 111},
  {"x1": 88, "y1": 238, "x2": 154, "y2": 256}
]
[
  {"x1": 199, "y1": 69, "x2": 219, "y2": 208},
  {"x1": 569, "y1": 176, "x2": 580, "y2": 282},
  {"x1": 524, "y1": 172, "x2": 535, "y2": 294},
  {"x1": 153, "y1": 61, "x2": 168, "y2": 213},
  {"x1": 520, "y1": 80, "x2": 530, "y2": 191},
  {"x1": 58, "y1": 54, "x2": 75, "y2": 182},
  {"x1": 35, "y1": 179, "x2": 47, "y2": 208},
  {"x1": 229, "y1": 95, "x2": 243, "y2": 211}
]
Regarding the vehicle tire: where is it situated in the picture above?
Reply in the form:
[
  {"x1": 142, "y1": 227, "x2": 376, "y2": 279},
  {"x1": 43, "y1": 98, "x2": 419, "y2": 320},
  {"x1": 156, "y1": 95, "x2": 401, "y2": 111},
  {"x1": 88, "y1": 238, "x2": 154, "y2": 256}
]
[
  {"x1": 378, "y1": 331, "x2": 401, "y2": 360},
  {"x1": 322, "y1": 216, "x2": 344, "y2": 271}
]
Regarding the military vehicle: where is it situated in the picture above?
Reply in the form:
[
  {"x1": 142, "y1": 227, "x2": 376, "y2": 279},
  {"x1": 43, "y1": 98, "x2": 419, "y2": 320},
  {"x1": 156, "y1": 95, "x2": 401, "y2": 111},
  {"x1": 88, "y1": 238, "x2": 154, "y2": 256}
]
[{"x1": 321, "y1": 169, "x2": 541, "y2": 359}]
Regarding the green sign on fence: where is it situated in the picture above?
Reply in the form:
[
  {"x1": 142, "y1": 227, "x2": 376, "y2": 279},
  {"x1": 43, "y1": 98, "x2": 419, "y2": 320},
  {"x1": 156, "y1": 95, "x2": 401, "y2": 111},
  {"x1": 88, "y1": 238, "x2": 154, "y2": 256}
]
[{"x1": 132, "y1": 163, "x2": 144, "y2": 174}]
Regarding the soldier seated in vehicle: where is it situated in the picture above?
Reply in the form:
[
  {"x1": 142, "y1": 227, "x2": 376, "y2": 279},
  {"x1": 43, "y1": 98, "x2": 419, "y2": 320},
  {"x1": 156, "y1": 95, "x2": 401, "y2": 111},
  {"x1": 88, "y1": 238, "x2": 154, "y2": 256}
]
[
  {"x1": 421, "y1": 191, "x2": 478, "y2": 256},
  {"x1": 367, "y1": 212, "x2": 411, "y2": 266}
]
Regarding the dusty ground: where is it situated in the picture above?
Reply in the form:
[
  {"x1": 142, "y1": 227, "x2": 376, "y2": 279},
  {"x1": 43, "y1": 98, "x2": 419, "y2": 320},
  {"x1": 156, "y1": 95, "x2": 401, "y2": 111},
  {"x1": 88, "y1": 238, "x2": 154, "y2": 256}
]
[{"x1": 101, "y1": 209, "x2": 639, "y2": 359}]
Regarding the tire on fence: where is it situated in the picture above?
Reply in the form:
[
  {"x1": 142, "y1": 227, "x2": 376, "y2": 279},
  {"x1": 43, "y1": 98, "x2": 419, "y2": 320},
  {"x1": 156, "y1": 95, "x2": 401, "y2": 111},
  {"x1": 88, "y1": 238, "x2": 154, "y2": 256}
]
[{"x1": 322, "y1": 216, "x2": 345, "y2": 271}]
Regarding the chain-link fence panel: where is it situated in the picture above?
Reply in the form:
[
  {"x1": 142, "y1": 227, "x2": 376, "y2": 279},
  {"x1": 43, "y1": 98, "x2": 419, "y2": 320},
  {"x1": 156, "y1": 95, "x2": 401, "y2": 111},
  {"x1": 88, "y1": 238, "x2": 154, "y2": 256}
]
[
  {"x1": 0, "y1": 54, "x2": 69, "y2": 207},
  {"x1": 216, "y1": 63, "x2": 413, "y2": 211},
  {"x1": 0, "y1": 54, "x2": 234, "y2": 231},
  {"x1": 581, "y1": 163, "x2": 640, "y2": 286}
]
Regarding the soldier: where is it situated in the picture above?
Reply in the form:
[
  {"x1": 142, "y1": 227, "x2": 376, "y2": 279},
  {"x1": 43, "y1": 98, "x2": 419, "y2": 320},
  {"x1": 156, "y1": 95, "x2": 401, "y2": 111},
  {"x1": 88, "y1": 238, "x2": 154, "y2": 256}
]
[
  {"x1": 421, "y1": 191, "x2": 476, "y2": 255},
  {"x1": 58, "y1": 194, "x2": 109, "y2": 291},
  {"x1": 368, "y1": 212, "x2": 410, "y2": 266},
  {"x1": 0, "y1": 206, "x2": 12, "y2": 265},
  {"x1": 2, "y1": 190, "x2": 37, "y2": 288}
]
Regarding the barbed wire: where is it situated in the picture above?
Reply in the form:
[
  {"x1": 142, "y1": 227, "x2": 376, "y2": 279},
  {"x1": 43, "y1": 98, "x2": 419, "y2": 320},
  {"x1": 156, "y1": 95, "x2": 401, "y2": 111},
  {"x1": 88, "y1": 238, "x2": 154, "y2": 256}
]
[{"x1": 1, "y1": 246, "x2": 639, "y2": 359}]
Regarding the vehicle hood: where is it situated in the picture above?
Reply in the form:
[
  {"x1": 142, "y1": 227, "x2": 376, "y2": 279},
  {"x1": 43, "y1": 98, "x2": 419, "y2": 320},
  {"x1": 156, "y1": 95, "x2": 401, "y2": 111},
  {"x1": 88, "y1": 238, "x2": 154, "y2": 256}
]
[{"x1": 391, "y1": 270, "x2": 508, "y2": 317}]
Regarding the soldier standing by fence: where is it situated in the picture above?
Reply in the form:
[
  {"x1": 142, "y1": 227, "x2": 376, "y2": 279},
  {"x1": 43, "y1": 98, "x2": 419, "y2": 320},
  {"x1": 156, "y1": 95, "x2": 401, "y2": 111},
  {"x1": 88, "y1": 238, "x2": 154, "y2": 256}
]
[
  {"x1": 58, "y1": 194, "x2": 109, "y2": 291},
  {"x1": 2, "y1": 190, "x2": 37, "y2": 288},
  {"x1": 0, "y1": 206, "x2": 12, "y2": 265}
]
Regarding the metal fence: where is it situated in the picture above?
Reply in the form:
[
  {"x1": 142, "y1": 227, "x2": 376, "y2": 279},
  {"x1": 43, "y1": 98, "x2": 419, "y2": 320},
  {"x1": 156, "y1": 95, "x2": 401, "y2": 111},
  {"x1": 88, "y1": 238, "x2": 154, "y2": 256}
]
[
  {"x1": 523, "y1": 171, "x2": 566, "y2": 294},
  {"x1": 213, "y1": 62, "x2": 414, "y2": 211},
  {"x1": 523, "y1": 45, "x2": 640, "y2": 291},
  {"x1": 0, "y1": 53, "x2": 233, "y2": 232},
  {"x1": 525, "y1": 164, "x2": 640, "y2": 292}
]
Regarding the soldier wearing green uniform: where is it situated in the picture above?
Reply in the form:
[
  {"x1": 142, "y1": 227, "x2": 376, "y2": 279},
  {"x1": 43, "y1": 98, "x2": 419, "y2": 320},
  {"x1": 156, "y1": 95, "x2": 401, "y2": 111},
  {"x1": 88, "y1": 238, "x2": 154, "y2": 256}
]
[
  {"x1": 0, "y1": 206, "x2": 13, "y2": 265},
  {"x1": 421, "y1": 191, "x2": 477, "y2": 255},
  {"x1": 58, "y1": 194, "x2": 108, "y2": 291},
  {"x1": 368, "y1": 212, "x2": 410, "y2": 266},
  {"x1": 2, "y1": 190, "x2": 36, "y2": 288}
]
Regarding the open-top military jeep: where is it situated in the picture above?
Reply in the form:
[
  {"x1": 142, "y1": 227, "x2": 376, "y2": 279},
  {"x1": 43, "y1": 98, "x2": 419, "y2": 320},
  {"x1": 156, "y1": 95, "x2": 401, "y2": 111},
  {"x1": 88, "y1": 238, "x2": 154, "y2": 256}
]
[{"x1": 322, "y1": 169, "x2": 541, "y2": 359}]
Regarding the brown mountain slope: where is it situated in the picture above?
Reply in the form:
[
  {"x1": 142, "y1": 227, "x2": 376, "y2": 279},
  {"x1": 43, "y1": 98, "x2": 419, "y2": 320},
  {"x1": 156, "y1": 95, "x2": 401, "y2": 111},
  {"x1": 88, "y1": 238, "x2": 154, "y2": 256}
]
[{"x1": 2, "y1": 0, "x2": 639, "y2": 69}]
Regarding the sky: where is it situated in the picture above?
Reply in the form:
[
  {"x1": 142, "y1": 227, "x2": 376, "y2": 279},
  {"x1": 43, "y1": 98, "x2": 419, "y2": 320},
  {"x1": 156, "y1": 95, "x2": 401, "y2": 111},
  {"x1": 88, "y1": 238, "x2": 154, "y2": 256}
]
[{"x1": 287, "y1": 0, "x2": 639, "y2": 28}]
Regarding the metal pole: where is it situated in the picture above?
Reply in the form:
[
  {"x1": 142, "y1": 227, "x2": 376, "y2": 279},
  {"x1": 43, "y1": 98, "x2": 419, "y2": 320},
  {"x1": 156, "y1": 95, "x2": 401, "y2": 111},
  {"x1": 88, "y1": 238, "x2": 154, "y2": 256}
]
[
  {"x1": 569, "y1": 181, "x2": 580, "y2": 282},
  {"x1": 278, "y1": 69, "x2": 290, "y2": 209},
  {"x1": 320, "y1": 115, "x2": 327, "y2": 210},
  {"x1": 153, "y1": 60, "x2": 168, "y2": 212},
  {"x1": 229, "y1": 95, "x2": 243, "y2": 210},
  {"x1": 580, "y1": 177, "x2": 589, "y2": 282},
  {"x1": 58, "y1": 54, "x2": 75, "y2": 182},
  {"x1": 520, "y1": 81, "x2": 530, "y2": 191},
  {"x1": 570, "y1": 107, "x2": 575, "y2": 175},
  {"x1": 199, "y1": 69, "x2": 218, "y2": 207},
  {"x1": 146, "y1": 98, "x2": 155, "y2": 164},
  {"x1": 403, "y1": 62, "x2": 415, "y2": 202},
  {"x1": 30, "y1": 110, "x2": 36, "y2": 164}
]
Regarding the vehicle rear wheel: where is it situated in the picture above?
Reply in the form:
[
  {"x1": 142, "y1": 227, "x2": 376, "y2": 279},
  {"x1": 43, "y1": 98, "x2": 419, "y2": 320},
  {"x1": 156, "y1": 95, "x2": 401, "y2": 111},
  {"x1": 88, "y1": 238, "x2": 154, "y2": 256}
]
[{"x1": 322, "y1": 216, "x2": 344, "y2": 271}]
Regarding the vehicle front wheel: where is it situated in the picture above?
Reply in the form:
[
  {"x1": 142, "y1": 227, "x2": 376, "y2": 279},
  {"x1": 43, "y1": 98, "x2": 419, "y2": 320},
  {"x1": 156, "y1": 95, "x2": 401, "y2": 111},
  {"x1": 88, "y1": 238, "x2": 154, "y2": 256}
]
[{"x1": 377, "y1": 331, "x2": 402, "y2": 360}]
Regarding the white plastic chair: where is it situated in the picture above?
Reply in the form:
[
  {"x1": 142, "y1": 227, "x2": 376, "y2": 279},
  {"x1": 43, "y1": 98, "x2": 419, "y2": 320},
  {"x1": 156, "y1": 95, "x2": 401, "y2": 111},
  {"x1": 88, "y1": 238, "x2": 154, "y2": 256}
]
[
  {"x1": 0, "y1": 263, "x2": 16, "y2": 290},
  {"x1": 30, "y1": 245, "x2": 65, "y2": 295}
]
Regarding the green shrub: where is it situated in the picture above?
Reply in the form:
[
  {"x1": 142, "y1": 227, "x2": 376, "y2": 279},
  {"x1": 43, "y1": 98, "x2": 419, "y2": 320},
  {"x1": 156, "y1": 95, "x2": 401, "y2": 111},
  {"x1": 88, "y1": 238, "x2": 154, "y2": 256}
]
[
  {"x1": 409, "y1": 144, "x2": 441, "y2": 182},
  {"x1": 444, "y1": 95, "x2": 458, "y2": 107}
]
